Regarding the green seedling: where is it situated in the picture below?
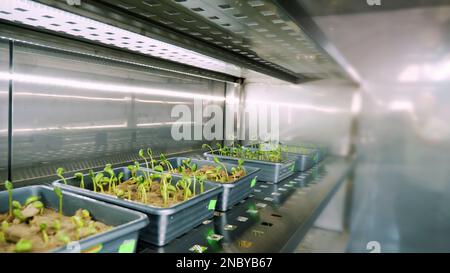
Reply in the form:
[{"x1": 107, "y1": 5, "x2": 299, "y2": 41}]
[
  {"x1": 202, "y1": 143, "x2": 215, "y2": 154},
  {"x1": 104, "y1": 164, "x2": 116, "y2": 194},
  {"x1": 57, "y1": 232, "x2": 70, "y2": 244},
  {"x1": 160, "y1": 174, "x2": 176, "y2": 207},
  {"x1": 53, "y1": 219, "x2": 61, "y2": 231},
  {"x1": 12, "y1": 200, "x2": 21, "y2": 210},
  {"x1": 196, "y1": 174, "x2": 207, "y2": 194},
  {"x1": 39, "y1": 223, "x2": 49, "y2": 245},
  {"x1": 1, "y1": 221, "x2": 8, "y2": 232},
  {"x1": 53, "y1": 186, "x2": 63, "y2": 218},
  {"x1": 177, "y1": 175, "x2": 192, "y2": 201},
  {"x1": 147, "y1": 148, "x2": 155, "y2": 169},
  {"x1": 139, "y1": 149, "x2": 151, "y2": 185},
  {"x1": 94, "y1": 173, "x2": 104, "y2": 193},
  {"x1": 56, "y1": 167, "x2": 67, "y2": 185},
  {"x1": 74, "y1": 172, "x2": 85, "y2": 189},
  {"x1": 24, "y1": 196, "x2": 39, "y2": 206},
  {"x1": 88, "y1": 169, "x2": 97, "y2": 192},
  {"x1": 71, "y1": 215, "x2": 84, "y2": 228},
  {"x1": 117, "y1": 172, "x2": 124, "y2": 184},
  {"x1": 0, "y1": 231, "x2": 5, "y2": 244},
  {"x1": 159, "y1": 153, "x2": 173, "y2": 173},
  {"x1": 5, "y1": 180, "x2": 13, "y2": 216},
  {"x1": 13, "y1": 209, "x2": 25, "y2": 222},
  {"x1": 15, "y1": 238, "x2": 32, "y2": 253},
  {"x1": 213, "y1": 157, "x2": 229, "y2": 181}
]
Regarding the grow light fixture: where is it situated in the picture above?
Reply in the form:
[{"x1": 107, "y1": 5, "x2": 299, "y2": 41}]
[
  {"x1": 0, "y1": 72, "x2": 225, "y2": 101},
  {"x1": 0, "y1": 0, "x2": 241, "y2": 77}
]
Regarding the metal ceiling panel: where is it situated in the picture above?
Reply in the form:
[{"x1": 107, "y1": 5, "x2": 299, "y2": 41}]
[{"x1": 1, "y1": 0, "x2": 355, "y2": 83}]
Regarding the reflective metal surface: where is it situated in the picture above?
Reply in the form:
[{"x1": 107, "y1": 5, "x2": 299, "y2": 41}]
[
  {"x1": 138, "y1": 155, "x2": 354, "y2": 253},
  {"x1": 310, "y1": 4, "x2": 450, "y2": 252},
  {"x1": 8, "y1": 41, "x2": 226, "y2": 183},
  {"x1": 242, "y1": 79, "x2": 358, "y2": 156},
  {"x1": 0, "y1": 40, "x2": 8, "y2": 180},
  {"x1": 29, "y1": 0, "x2": 355, "y2": 82}
]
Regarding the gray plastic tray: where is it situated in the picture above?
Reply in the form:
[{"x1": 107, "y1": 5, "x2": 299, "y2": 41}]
[
  {"x1": 0, "y1": 185, "x2": 148, "y2": 253},
  {"x1": 203, "y1": 150, "x2": 295, "y2": 183},
  {"x1": 245, "y1": 143, "x2": 325, "y2": 172},
  {"x1": 53, "y1": 167, "x2": 222, "y2": 246},
  {"x1": 145, "y1": 157, "x2": 260, "y2": 211}
]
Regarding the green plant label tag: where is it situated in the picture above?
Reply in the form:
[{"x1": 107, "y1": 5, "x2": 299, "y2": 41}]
[
  {"x1": 118, "y1": 239, "x2": 136, "y2": 253},
  {"x1": 208, "y1": 199, "x2": 217, "y2": 210},
  {"x1": 250, "y1": 177, "x2": 257, "y2": 188}
]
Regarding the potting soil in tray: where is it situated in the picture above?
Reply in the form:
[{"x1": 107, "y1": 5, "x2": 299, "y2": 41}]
[{"x1": 0, "y1": 207, "x2": 111, "y2": 253}]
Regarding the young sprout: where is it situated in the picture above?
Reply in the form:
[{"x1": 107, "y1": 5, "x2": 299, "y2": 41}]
[
  {"x1": 147, "y1": 148, "x2": 155, "y2": 169},
  {"x1": 202, "y1": 143, "x2": 215, "y2": 154},
  {"x1": 5, "y1": 181, "x2": 13, "y2": 216},
  {"x1": 39, "y1": 223, "x2": 49, "y2": 245},
  {"x1": 13, "y1": 209, "x2": 25, "y2": 222},
  {"x1": 57, "y1": 233, "x2": 70, "y2": 244},
  {"x1": 197, "y1": 174, "x2": 207, "y2": 194},
  {"x1": 159, "y1": 154, "x2": 173, "y2": 172},
  {"x1": 94, "y1": 173, "x2": 104, "y2": 193},
  {"x1": 88, "y1": 169, "x2": 97, "y2": 192},
  {"x1": 54, "y1": 186, "x2": 63, "y2": 218},
  {"x1": 117, "y1": 172, "x2": 124, "y2": 184},
  {"x1": 56, "y1": 167, "x2": 67, "y2": 185},
  {"x1": 24, "y1": 196, "x2": 39, "y2": 206},
  {"x1": 74, "y1": 172, "x2": 85, "y2": 189},
  {"x1": 213, "y1": 157, "x2": 229, "y2": 181},
  {"x1": 139, "y1": 149, "x2": 151, "y2": 184},
  {"x1": 104, "y1": 164, "x2": 116, "y2": 194},
  {"x1": 15, "y1": 238, "x2": 32, "y2": 253}
]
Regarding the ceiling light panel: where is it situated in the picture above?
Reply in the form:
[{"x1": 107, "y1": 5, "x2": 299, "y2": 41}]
[{"x1": 0, "y1": 0, "x2": 242, "y2": 77}]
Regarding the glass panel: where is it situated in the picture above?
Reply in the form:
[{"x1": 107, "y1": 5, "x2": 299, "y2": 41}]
[
  {"x1": 0, "y1": 40, "x2": 8, "y2": 181},
  {"x1": 11, "y1": 43, "x2": 225, "y2": 182}
]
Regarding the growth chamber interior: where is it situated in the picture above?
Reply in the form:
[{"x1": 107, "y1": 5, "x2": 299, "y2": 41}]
[{"x1": 0, "y1": 0, "x2": 449, "y2": 254}]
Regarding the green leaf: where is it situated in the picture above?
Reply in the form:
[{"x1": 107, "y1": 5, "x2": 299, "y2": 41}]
[
  {"x1": 56, "y1": 167, "x2": 64, "y2": 176},
  {"x1": 15, "y1": 239, "x2": 33, "y2": 253},
  {"x1": 4, "y1": 180, "x2": 13, "y2": 191},
  {"x1": 138, "y1": 149, "x2": 145, "y2": 158}
]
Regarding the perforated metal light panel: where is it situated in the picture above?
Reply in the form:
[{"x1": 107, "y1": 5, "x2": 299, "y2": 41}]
[
  {"x1": 97, "y1": 0, "x2": 347, "y2": 78},
  {"x1": 0, "y1": 0, "x2": 242, "y2": 77}
]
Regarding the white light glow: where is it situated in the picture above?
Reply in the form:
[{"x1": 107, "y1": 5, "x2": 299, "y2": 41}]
[
  {"x1": 0, "y1": 72, "x2": 225, "y2": 102},
  {"x1": 0, "y1": 0, "x2": 241, "y2": 76},
  {"x1": 246, "y1": 100, "x2": 345, "y2": 114},
  {"x1": 398, "y1": 59, "x2": 450, "y2": 83},
  {"x1": 136, "y1": 121, "x2": 195, "y2": 127}
]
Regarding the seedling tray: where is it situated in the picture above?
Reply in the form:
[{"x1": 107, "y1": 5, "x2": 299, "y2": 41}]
[
  {"x1": 203, "y1": 151, "x2": 295, "y2": 183},
  {"x1": 145, "y1": 157, "x2": 260, "y2": 211},
  {"x1": 53, "y1": 167, "x2": 222, "y2": 246},
  {"x1": 0, "y1": 185, "x2": 148, "y2": 253},
  {"x1": 245, "y1": 143, "x2": 326, "y2": 172}
]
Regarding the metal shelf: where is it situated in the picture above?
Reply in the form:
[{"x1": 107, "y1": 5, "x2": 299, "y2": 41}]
[
  {"x1": 1, "y1": 0, "x2": 355, "y2": 83},
  {"x1": 137, "y1": 155, "x2": 355, "y2": 253}
]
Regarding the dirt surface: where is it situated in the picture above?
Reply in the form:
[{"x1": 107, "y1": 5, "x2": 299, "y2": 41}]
[
  {"x1": 0, "y1": 208, "x2": 111, "y2": 253},
  {"x1": 172, "y1": 165, "x2": 246, "y2": 183},
  {"x1": 102, "y1": 179, "x2": 189, "y2": 207}
]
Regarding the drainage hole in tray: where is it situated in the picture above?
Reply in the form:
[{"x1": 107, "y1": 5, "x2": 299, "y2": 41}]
[
  {"x1": 261, "y1": 221, "x2": 273, "y2": 227},
  {"x1": 271, "y1": 213, "x2": 282, "y2": 218}
]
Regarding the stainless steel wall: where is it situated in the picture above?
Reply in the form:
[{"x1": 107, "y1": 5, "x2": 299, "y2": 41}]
[
  {"x1": 0, "y1": 41, "x2": 8, "y2": 181},
  {"x1": 8, "y1": 42, "x2": 226, "y2": 183},
  {"x1": 242, "y1": 79, "x2": 357, "y2": 156},
  {"x1": 311, "y1": 5, "x2": 450, "y2": 252}
]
